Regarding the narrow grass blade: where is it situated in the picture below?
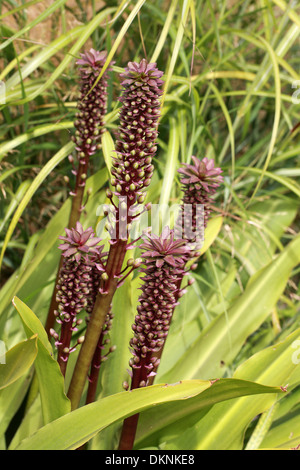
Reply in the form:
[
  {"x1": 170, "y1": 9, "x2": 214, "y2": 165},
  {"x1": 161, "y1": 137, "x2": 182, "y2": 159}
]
[{"x1": 0, "y1": 141, "x2": 74, "y2": 271}]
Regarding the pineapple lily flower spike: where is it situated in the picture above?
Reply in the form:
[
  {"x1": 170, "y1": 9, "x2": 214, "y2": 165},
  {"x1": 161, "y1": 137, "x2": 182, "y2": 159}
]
[
  {"x1": 45, "y1": 49, "x2": 110, "y2": 338},
  {"x1": 50, "y1": 222, "x2": 104, "y2": 377},
  {"x1": 69, "y1": 49, "x2": 111, "y2": 228},
  {"x1": 118, "y1": 227, "x2": 192, "y2": 450},
  {"x1": 176, "y1": 156, "x2": 223, "y2": 258}
]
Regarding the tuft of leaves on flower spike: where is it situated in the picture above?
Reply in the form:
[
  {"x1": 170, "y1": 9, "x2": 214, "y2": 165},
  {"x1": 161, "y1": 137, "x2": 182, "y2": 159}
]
[
  {"x1": 52, "y1": 222, "x2": 104, "y2": 374},
  {"x1": 128, "y1": 227, "x2": 191, "y2": 389},
  {"x1": 110, "y1": 59, "x2": 164, "y2": 205}
]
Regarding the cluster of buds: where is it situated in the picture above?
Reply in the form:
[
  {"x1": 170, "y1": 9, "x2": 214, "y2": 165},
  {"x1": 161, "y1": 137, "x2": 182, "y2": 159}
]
[
  {"x1": 176, "y1": 156, "x2": 223, "y2": 256},
  {"x1": 128, "y1": 227, "x2": 191, "y2": 388},
  {"x1": 69, "y1": 49, "x2": 110, "y2": 199},
  {"x1": 50, "y1": 222, "x2": 104, "y2": 374},
  {"x1": 110, "y1": 59, "x2": 164, "y2": 208}
]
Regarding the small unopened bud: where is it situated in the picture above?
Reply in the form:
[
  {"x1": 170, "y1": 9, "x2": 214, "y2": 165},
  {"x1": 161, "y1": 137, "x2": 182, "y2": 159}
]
[
  {"x1": 138, "y1": 194, "x2": 145, "y2": 203},
  {"x1": 106, "y1": 188, "x2": 113, "y2": 198},
  {"x1": 133, "y1": 258, "x2": 143, "y2": 268},
  {"x1": 122, "y1": 381, "x2": 129, "y2": 390}
]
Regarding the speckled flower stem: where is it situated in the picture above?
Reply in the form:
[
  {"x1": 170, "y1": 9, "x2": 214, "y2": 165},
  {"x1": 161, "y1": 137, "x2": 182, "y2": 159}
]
[
  {"x1": 85, "y1": 336, "x2": 103, "y2": 405},
  {"x1": 118, "y1": 414, "x2": 140, "y2": 450},
  {"x1": 85, "y1": 306, "x2": 114, "y2": 405}
]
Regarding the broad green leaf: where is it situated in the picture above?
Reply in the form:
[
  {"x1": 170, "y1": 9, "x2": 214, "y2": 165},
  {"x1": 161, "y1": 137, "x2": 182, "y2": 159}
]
[
  {"x1": 0, "y1": 336, "x2": 37, "y2": 390},
  {"x1": 259, "y1": 410, "x2": 300, "y2": 449},
  {"x1": 135, "y1": 379, "x2": 284, "y2": 449},
  {"x1": 12, "y1": 297, "x2": 70, "y2": 424},
  {"x1": 0, "y1": 372, "x2": 33, "y2": 440},
  {"x1": 147, "y1": 329, "x2": 300, "y2": 450},
  {"x1": 9, "y1": 392, "x2": 43, "y2": 450},
  {"x1": 218, "y1": 199, "x2": 298, "y2": 275},
  {"x1": 15, "y1": 378, "x2": 282, "y2": 450}
]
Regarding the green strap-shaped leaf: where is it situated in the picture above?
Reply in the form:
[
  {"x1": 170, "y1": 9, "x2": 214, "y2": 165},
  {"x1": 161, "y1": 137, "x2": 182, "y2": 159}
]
[
  {"x1": 14, "y1": 378, "x2": 282, "y2": 450},
  {"x1": 0, "y1": 141, "x2": 74, "y2": 270},
  {"x1": 12, "y1": 297, "x2": 70, "y2": 424}
]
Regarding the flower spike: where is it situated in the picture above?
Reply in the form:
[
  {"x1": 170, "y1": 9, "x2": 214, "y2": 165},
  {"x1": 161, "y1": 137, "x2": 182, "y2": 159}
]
[
  {"x1": 111, "y1": 59, "x2": 164, "y2": 205},
  {"x1": 177, "y1": 156, "x2": 223, "y2": 253},
  {"x1": 128, "y1": 228, "x2": 191, "y2": 389},
  {"x1": 52, "y1": 223, "x2": 104, "y2": 376}
]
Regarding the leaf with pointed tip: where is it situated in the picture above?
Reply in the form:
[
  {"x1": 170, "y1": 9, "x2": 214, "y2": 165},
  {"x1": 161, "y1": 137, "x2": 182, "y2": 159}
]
[
  {"x1": 0, "y1": 336, "x2": 37, "y2": 390},
  {"x1": 12, "y1": 297, "x2": 70, "y2": 424}
]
